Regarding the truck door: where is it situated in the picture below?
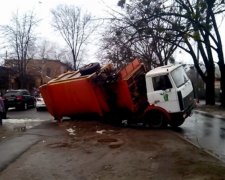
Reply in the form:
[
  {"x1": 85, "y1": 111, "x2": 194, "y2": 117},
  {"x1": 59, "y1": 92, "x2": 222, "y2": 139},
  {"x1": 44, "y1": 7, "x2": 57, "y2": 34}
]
[
  {"x1": 146, "y1": 74, "x2": 180, "y2": 113},
  {"x1": 170, "y1": 66, "x2": 194, "y2": 111}
]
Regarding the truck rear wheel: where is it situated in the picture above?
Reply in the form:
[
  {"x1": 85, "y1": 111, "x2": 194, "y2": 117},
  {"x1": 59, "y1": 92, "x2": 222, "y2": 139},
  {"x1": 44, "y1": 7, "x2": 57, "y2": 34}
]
[
  {"x1": 79, "y1": 62, "x2": 100, "y2": 76},
  {"x1": 144, "y1": 110, "x2": 167, "y2": 129},
  {"x1": 169, "y1": 118, "x2": 185, "y2": 127}
]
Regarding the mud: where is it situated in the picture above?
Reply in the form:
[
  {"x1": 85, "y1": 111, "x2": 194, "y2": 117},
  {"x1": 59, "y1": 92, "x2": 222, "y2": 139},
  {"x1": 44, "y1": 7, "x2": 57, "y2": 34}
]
[{"x1": 0, "y1": 120, "x2": 225, "y2": 179}]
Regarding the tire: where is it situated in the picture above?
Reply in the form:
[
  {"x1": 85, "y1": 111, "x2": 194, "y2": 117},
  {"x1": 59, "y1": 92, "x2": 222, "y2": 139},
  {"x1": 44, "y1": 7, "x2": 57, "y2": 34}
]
[
  {"x1": 169, "y1": 118, "x2": 185, "y2": 127},
  {"x1": 15, "y1": 106, "x2": 20, "y2": 110},
  {"x1": 5, "y1": 107, "x2": 8, "y2": 113},
  {"x1": 79, "y1": 63, "x2": 100, "y2": 76},
  {"x1": 23, "y1": 102, "x2": 28, "y2": 110},
  {"x1": 32, "y1": 100, "x2": 36, "y2": 108},
  {"x1": 144, "y1": 110, "x2": 167, "y2": 129},
  {"x1": 2, "y1": 112, "x2": 7, "y2": 119}
]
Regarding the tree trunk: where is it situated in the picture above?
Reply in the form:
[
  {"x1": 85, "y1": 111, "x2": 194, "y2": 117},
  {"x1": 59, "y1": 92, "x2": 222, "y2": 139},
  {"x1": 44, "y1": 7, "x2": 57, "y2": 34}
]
[
  {"x1": 205, "y1": 68, "x2": 215, "y2": 105},
  {"x1": 72, "y1": 49, "x2": 76, "y2": 70},
  {"x1": 219, "y1": 64, "x2": 225, "y2": 107},
  {"x1": 19, "y1": 74, "x2": 25, "y2": 89}
]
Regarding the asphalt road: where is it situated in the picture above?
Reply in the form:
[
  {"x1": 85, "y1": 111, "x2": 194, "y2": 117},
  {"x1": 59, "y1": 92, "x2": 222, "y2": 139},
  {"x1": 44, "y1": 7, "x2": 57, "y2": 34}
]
[
  {"x1": 6, "y1": 107, "x2": 53, "y2": 120},
  {"x1": 3, "y1": 108, "x2": 225, "y2": 163},
  {"x1": 1, "y1": 108, "x2": 53, "y2": 132},
  {"x1": 174, "y1": 111, "x2": 225, "y2": 163},
  {"x1": 1, "y1": 108, "x2": 225, "y2": 179}
]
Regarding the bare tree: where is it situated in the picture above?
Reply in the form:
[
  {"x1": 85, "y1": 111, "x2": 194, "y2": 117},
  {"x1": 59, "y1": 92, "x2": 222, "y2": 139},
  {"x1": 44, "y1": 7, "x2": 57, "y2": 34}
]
[
  {"x1": 51, "y1": 5, "x2": 98, "y2": 70},
  {"x1": 35, "y1": 39, "x2": 67, "y2": 60},
  {"x1": 0, "y1": 11, "x2": 38, "y2": 88},
  {"x1": 36, "y1": 40, "x2": 54, "y2": 59},
  {"x1": 99, "y1": 26, "x2": 136, "y2": 69},
  {"x1": 100, "y1": 1, "x2": 180, "y2": 71},
  {"x1": 118, "y1": 0, "x2": 225, "y2": 106}
]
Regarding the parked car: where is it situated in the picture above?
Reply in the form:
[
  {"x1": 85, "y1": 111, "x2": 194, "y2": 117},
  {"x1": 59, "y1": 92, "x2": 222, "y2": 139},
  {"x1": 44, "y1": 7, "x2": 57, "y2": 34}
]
[
  {"x1": 36, "y1": 95, "x2": 47, "y2": 111},
  {"x1": 3, "y1": 89, "x2": 36, "y2": 110}
]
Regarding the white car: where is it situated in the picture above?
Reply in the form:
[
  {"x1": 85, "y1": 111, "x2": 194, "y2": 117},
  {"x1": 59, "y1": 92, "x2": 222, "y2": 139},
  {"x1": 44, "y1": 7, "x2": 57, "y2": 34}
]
[{"x1": 36, "y1": 95, "x2": 47, "y2": 111}]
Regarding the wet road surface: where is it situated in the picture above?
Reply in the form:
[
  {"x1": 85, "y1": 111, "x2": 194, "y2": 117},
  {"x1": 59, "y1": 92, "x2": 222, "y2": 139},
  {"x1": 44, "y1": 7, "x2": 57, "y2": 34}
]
[
  {"x1": 175, "y1": 111, "x2": 225, "y2": 163},
  {"x1": 2, "y1": 108, "x2": 225, "y2": 164},
  {"x1": 5, "y1": 107, "x2": 53, "y2": 120},
  {"x1": 2, "y1": 108, "x2": 53, "y2": 130},
  {"x1": 0, "y1": 108, "x2": 63, "y2": 172},
  {"x1": 0, "y1": 108, "x2": 53, "y2": 142}
]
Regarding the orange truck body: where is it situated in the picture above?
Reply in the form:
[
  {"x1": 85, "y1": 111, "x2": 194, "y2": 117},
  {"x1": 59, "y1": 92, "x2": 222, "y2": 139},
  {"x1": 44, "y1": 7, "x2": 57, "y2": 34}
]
[{"x1": 40, "y1": 59, "x2": 147, "y2": 121}]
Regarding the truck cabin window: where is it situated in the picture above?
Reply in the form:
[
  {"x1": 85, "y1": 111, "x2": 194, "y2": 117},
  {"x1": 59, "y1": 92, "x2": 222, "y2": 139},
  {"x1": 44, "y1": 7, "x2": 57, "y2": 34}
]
[
  {"x1": 152, "y1": 75, "x2": 172, "y2": 91},
  {"x1": 171, "y1": 66, "x2": 189, "y2": 88}
]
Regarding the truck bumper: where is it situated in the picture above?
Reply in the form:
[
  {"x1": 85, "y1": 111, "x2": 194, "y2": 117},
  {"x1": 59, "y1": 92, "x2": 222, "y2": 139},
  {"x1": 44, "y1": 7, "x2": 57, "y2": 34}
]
[
  {"x1": 170, "y1": 100, "x2": 196, "y2": 121},
  {"x1": 182, "y1": 99, "x2": 197, "y2": 119}
]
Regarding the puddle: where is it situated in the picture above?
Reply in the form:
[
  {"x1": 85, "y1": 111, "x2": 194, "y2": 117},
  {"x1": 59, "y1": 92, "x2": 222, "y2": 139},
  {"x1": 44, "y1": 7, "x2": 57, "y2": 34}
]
[{"x1": 2, "y1": 119, "x2": 47, "y2": 130}]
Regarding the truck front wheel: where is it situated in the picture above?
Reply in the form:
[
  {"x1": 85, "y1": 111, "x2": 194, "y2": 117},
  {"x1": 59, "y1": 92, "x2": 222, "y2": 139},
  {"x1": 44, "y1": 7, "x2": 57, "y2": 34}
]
[
  {"x1": 169, "y1": 118, "x2": 185, "y2": 127},
  {"x1": 144, "y1": 111, "x2": 167, "y2": 129}
]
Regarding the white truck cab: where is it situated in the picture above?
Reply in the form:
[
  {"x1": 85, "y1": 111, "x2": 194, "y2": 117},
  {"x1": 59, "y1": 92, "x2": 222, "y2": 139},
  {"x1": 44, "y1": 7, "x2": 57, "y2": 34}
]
[{"x1": 145, "y1": 64, "x2": 195, "y2": 127}]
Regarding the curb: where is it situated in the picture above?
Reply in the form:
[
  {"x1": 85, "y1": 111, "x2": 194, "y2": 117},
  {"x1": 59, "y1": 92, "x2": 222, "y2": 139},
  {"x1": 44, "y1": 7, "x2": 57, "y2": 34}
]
[
  {"x1": 194, "y1": 110, "x2": 225, "y2": 120},
  {"x1": 170, "y1": 130, "x2": 225, "y2": 164}
]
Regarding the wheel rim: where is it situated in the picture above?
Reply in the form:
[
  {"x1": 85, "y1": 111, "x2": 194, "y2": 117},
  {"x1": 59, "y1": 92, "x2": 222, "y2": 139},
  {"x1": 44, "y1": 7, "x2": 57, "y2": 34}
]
[
  {"x1": 24, "y1": 103, "x2": 27, "y2": 110},
  {"x1": 170, "y1": 118, "x2": 185, "y2": 127},
  {"x1": 150, "y1": 113, "x2": 164, "y2": 128},
  {"x1": 144, "y1": 111, "x2": 166, "y2": 128}
]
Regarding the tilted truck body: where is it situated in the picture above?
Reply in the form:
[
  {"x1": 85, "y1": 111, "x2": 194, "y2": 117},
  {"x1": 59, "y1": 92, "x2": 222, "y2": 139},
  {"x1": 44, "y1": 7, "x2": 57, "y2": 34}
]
[{"x1": 40, "y1": 59, "x2": 195, "y2": 127}]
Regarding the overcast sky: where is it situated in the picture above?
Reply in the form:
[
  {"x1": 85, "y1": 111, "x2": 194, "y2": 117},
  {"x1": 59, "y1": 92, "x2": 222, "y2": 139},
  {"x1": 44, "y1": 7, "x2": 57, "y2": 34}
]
[
  {"x1": 0, "y1": 0, "x2": 224, "y2": 65},
  {"x1": 0, "y1": 0, "x2": 119, "y2": 63}
]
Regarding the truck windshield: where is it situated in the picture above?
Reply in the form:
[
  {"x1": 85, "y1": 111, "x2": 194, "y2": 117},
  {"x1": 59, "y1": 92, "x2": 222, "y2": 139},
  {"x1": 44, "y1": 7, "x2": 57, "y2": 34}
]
[{"x1": 171, "y1": 66, "x2": 189, "y2": 88}]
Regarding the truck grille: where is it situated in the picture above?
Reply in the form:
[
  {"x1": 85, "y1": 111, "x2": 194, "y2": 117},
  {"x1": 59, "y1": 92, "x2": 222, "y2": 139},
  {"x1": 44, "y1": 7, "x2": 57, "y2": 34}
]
[{"x1": 183, "y1": 91, "x2": 194, "y2": 110}]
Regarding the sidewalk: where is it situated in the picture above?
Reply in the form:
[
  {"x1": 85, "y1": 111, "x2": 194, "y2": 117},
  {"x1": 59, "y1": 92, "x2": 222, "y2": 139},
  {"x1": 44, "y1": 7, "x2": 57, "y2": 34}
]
[{"x1": 195, "y1": 100, "x2": 225, "y2": 120}]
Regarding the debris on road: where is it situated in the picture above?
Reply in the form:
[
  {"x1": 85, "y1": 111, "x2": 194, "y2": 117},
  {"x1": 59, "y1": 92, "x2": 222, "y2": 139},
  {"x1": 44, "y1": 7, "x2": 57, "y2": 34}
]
[
  {"x1": 66, "y1": 128, "x2": 76, "y2": 136},
  {"x1": 96, "y1": 130, "x2": 106, "y2": 134}
]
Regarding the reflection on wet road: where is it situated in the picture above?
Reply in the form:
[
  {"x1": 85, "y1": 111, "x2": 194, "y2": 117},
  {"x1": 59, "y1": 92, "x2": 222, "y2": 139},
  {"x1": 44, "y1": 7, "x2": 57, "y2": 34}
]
[
  {"x1": 1, "y1": 108, "x2": 53, "y2": 138},
  {"x1": 176, "y1": 111, "x2": 225, "y2": 163},
  {"x1": 2, "y1": 119, "x2": 48, "y2": 130}
]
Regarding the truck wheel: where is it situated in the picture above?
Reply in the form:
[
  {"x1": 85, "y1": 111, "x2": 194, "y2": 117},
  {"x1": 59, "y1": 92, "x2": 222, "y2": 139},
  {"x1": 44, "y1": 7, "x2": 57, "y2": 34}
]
[
  {"x1": 169, "y1": 118, "x2": 185, "y2": 127},
  {"x1": 23, "y1": 103, "x2": 28, "y2": 110},
  {"x1": 79, "y1": 62, "x2": 100, "y2": 76},
  {"x1": 3, "y1": 111, "x2": 7, "y2": 119},
  {"x1": 32, "y1": 100, "x2": 36, "y2": 108},
  {"x1": 144, "y1": 111, "x2": 167, "y2": 129}
]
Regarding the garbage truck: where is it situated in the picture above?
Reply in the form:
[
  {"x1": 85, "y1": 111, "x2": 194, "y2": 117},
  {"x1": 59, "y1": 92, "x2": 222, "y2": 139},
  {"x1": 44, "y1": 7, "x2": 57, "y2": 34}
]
[{"x1": 39, "y1": 59, "x2": 196, "y2": 128}]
